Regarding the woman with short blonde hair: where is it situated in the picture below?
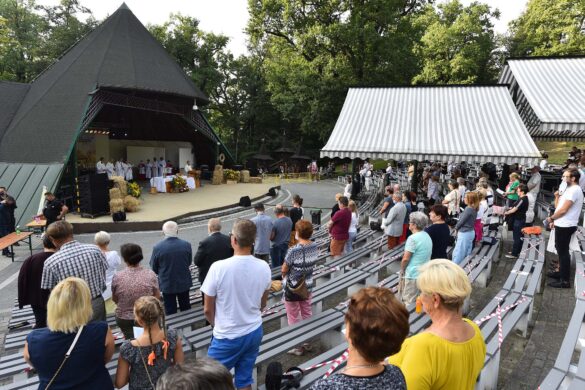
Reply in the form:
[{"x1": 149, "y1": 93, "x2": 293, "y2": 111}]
[
  {"x1": 47, "y1": 276, "x2": 93, "y2": 333},
  {"x1": 24, "y1": 277, "x2": 115, "y2": 389},
  {"x1": 389, "y1": 260, "x2": 486, "y2": 390}
]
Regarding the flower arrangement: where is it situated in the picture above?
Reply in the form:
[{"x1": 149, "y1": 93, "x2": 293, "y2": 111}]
[
  {"x1": 127, "y1": 181, "x2": 141, "y2": 198},
  {"x1": 223, "y1": 169, "x2": 240, "y2": 182},
  {"x1": 171, "y1": 175, "x2": 189, "y2": 192}
]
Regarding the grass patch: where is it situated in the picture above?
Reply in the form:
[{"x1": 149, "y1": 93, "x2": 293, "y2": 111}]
[{"x1": 535, "y1": 141, "x2": 585, "y2": 165}]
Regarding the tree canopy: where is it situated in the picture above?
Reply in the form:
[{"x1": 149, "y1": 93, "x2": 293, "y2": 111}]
[
  {"x1": 507, "y1": 0, "x2": 585, "y2": 57},
  {"x1": 1, "y1": 0, "x2": 584, "y2": 162}
]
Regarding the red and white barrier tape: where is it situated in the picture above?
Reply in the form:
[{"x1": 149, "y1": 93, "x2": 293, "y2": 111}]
[
  {"x1": 313, "y1": 265, "x2": 340, "y2": 276},
  {"x1": 474, "y1": 295, "x2": 529, "y2": 348},
  {"x1": 323, "y1": 350, "x2": 350, "y2": 378},
  {"x1": 261, "y1": 301, "x2": 283, "y2": 316}
]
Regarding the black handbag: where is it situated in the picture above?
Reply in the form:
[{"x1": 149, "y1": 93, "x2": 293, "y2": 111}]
[
  {"x1": 284, "y1": 247, "x2": 309, "y2": 302},
  {"x1": 446, "y1": 213, "x2": 458, "y2": 227}
]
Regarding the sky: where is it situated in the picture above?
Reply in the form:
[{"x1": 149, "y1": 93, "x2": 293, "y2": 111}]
[{"x1": 38, "y1": 0, "x2": 529, "y2": 57}]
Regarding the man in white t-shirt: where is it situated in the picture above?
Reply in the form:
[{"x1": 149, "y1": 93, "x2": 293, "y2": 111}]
[
  {"x1": 547, "y1": 168, "x2": 584, "y2": 288},
  {"x1": 201, "y1": 219, "x2": 271, "y2": 390}
]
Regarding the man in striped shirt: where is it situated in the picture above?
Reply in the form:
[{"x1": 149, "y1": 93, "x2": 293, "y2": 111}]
[{"x1": 41, "y1": 221, "x2": 108, "y2": 321}]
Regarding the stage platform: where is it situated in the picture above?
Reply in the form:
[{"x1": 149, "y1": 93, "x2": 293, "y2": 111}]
[{"x1": 67, "y1": 182, "x2": 273, "y2": 233}]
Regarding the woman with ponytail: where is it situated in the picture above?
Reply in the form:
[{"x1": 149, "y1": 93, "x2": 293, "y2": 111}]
[
  {"x1": 112, "y1": 244, "x2": 160, "y2": 340},
  {"x1": 115, "y1": 296, "x2": 184, "y2": 389}
]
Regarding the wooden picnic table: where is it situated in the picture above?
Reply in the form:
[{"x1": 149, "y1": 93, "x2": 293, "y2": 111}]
[
  {"x1": 0, "y1": 232, "x2": 33, "y2": 262},
  {"x1": 25, "y1": 219, "x2": 46, "y2": 232}
]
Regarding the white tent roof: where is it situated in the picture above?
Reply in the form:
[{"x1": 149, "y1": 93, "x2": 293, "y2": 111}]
[
  {"x1": 499, "y1": 57, "x2": 585, "y2": 138},
  {"x1": 502, "y1": 57, "x2": 585, "y2": 123},
  {"x1": 321, "y1": 86, "x2": 541, "y2": 164}
]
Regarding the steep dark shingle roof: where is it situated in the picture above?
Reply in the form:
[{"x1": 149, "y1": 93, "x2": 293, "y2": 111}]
[{"x1": 0, "y1": 3, "x2": 208, "y2": 163}]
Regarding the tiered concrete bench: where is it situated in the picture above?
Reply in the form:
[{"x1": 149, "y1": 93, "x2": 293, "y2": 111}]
[
  {"x1": 474, "y1": 235, "x2": 544, "y2": 390},
  {"x1": 539, "y1": 234, "x2": 585, "y2": 390}
]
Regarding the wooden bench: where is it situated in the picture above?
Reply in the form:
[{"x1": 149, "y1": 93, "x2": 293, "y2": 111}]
[
  {"x1": 25, "y1": 219, "x2": 46, "y2": 233},
  {"x1": 0, "y1": 232, "x2": 33, "y2": 262},
  {"x1": 499, "y1": 236, "x2": 545, "y2": 326},
  {"x1": 472, "y1": 234, "x2": 543, "y2": 390},
  {"x1": 539, "y1": 300, "x2": 585, "y2": 389},
  {"x1": 182, "y1": 269, "x2": 375, "y2": 358},
  {"x1": 474, "y1": 289, "x2": 533, "y2": 390},
  {"x1": 538, "y1": 235, "x2": 585, "y2": 389}
]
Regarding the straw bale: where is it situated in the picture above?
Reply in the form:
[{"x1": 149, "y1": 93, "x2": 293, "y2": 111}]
[
  {"x1": 109, "y1": 188, "x2": 122, "y2": 200},
  {"x1": 123, "y1": 195, "x2": 140, "y2": 212},
  {"x1": 109, "y1": 199, "x2": 124, "y2": 213}
]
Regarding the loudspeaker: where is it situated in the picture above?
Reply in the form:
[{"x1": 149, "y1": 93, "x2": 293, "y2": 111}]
[
  {"x1": 76, "y1": 173, "x2": 109, "y2": 217},
  {"x1": 268, "y1": 187, "x2": 278, "y2": 197},
  {"x1": 239, "y1": 196, "x2": 251, "y2": 207}
]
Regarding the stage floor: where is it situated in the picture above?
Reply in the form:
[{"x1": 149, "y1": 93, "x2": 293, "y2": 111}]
[{"x1": 67, "y1": 182, "x2": 272, "y2": 227}]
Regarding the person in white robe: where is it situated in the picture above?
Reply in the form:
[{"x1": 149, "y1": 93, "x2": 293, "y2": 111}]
[
  {"x1": 124, "y1": 161, "x2": 133, "y2": 181},
  {"x1": 96, "y1": 157, "x2": 106, "y2": 174},
  {"x1": 152, "y1": 158, "x2": 159, "y2": 177},
  {"x1": 184, "y1": 160, "x2": 193, "y2": 174},
  {"x1": 106, "y1": 160, "x2": 115, "y2": 178},
  {"x1": 158, "y1": 157, "x2": 166, "y2": 177},
  {"x1": 115, "y1": 159, "x2": 124, "y2": 177},
  {"x1": 138, "y1": 160, "x2": 145, "y2": 179},
  {"x1": 145, "y1": 159, "x2": 152, "y2": 179}
]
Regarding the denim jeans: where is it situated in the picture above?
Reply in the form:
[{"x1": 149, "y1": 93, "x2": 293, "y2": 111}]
[
  {"x1": 555, "y1": 225, "x2": 577, "y2": 282},
  {"x1": 452, "y1": 230, "x2": 475, "y2": 265},
  {"x1": 511, "y1": 219, "x2": 525, "y2": 256},
  {"x1": 270, "y1": 242, "x2": 289, "y2": 267},
  {"x1": 344, "y1": 231, "x2": 357, "y2": 253}
]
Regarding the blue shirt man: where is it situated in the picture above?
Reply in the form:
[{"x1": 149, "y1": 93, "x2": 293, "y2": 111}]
[
  {"x1": 270, "y1": 204, "x2": 293, "y2": 267},
  {"x1": 251, "y1": 203, "x2": 273, "y2": 262},
  {"x1": 150, "y1": 221, "x2": 193, "y2": 315}
]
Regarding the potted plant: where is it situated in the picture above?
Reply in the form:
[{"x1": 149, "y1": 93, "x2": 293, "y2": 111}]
[
  {"x1": 171, "y1": 176, "x2": 189, "y2": 192},
  {"x1": 223, "y1": 169, "x2": 240, "y2": 184}
]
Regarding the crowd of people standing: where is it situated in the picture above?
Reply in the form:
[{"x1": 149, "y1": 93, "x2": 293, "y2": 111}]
[{"x1": 11, "y1": 154, "x2": 584, "y2": 389}]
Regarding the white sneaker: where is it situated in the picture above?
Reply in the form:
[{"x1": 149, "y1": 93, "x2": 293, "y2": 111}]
[
  {"x1": 287, "y1": 347, "x2": 304, "y2": 356},
  {"x1": 302, "y1": 343, "x2": 312, "y2": 352}
]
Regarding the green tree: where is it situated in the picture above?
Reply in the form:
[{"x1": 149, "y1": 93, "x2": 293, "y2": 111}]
[
  {"x1": 0, "y1": 0, "x2": 47, "y2": 82},
  {"x1": 39, "y1": 0, "x2": 96, "y2": 61},
  {"x1": 247, "y1": 0, "x2": 428, "y2": 141},
  {"x1": 148, "y1": 14, "x2": 228, "y2": 97},
  {"x1": 508, "y1": 0, "x2": 585, "y2": 56},
  {"x1": 0, "y1": 16, "x2": 16, "y2": 79},
  {"x1": 412, "y1": 0, "x2": 500, "y2": 84},
  {"x1": 0, "y1": 0, "x2": 96, "y2": 82}
]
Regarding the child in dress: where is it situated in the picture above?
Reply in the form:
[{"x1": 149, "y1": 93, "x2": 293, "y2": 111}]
[{"x1": 115, "y1": 296, "x2": 184, "y2": 389}]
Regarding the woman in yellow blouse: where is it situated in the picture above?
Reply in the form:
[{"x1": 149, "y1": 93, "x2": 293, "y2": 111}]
[{"x1": 388, "y1": 259, "x2": 486, "y2": 390}]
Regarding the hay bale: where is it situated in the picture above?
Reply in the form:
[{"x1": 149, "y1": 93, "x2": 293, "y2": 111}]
[
  {"x1": 249, "y1": 177, "x2": 263, "y2": 184},
  {"x1": 109, "y1": 199, "x2": 124, "y2": 214},
  {"x1": 109, "y1": 188, "x2": 122, "y2": 200},
  {"x1": 123, "y1": 195, "x2": 140, "y2": 212},
  {"x1": 111, "y1": 176, "x2": 128, "y2": 196},
  {"x1": 212, "y1": 167, "x2": 223, "y2": 185},
  {"x1": 240, "y1": 170, "x2": 250, "y2": 183}
]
